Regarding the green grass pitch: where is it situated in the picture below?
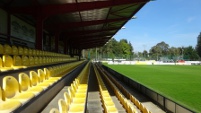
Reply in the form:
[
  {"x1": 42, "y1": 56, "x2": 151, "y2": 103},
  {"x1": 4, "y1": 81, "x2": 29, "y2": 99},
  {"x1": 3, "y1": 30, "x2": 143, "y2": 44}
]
[{"x1": 105, "y1": 64, "x2": 201, "y2": 112}]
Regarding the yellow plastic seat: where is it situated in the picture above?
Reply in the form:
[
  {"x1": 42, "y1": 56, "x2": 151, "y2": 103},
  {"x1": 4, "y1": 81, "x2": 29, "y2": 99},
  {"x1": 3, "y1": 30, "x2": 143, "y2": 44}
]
[
  {"x1": 64, "y1": 92, "x2": 86, "y2": 105},
  {"x1": 4, "y1": 44, "x2": 12, "y2": 55},
  {"x1": 2, "y1": 76, "x2": 35, "y2": 104},
  {"x1": 38, "y1": 57, "x2": 43, "y2": 65},
  {"x1": 0, "y1": 87, "x2": 22, "y2": 113},
  {"x1": 13, "y1": 55, "x2": 25, "y2": 69},
  {"x1": 37, "y1": 69, "x2": 53, "y2": 86},
  {"x1": 18, "y1": 46, "x2": 24, "y2": 55},
  {"x1": 32, "y1": 49, "x2": 36, "y2": 56},
  {"x1": 12, "y1": 45, "x2": 18, "y2": 55},
  {"x1": 23, "y1": 48, "x2": 28, "y2": 55},
  {"x1": 18, "y1": 73, "x2": 43, "y2": 95},
  {"x1": 143, "y1": 107, "x2": 149, "y2": 113},
  {"x1": 68, "y1": 104, "x2": 85, "y2": 113},
  {"x1": 49, "y1": 108, "x2": 59, "y2": 113},
  {"x1": 30, "y1": 71, "x2": 48, "y2": 90},
  {"x1": 29, "y1": 56, "x2": 34, "y2": 66},
  {"x1": 28, "y1": 48, "x2": 33, "y2": 56},
  {"x1": 1, "y1": 55, "x2": 13, "y2": 71},
  {"x1": 0, "y1": 57, "x2": 13, "y2": 72},
  {"x1": 2, "y1": 55, "x2": 13, "y2": 67},
  {"x1": 72, "y1": 83, "x2": 87, "y2": 94},
  {"x1": 103, "y1": 103, "x2": 118, "y2": 113},
  {"x1": 68, "y1": 87, "x2": 86, "y2": 98},
  {"x1": 58, "y1": 99, "x2": 68, "y2": 113},
  {"x1": 44, "y1": 68, "x2": 60, "y2": 82},
  {"x1": 36, "y1": 50, "x2": 40, "y2": 56},
  {"x1": 42, "y1": 57, "x2": 46, "y2": 64},
  {"x1": 34, "y1": 56, "x2": 39, "y2": 65},
  {"x1": 22, "y1": 55, "x2": 29, "y2": 66},
  {"x1": 64, "y1": 92, "x2": 71, "y2": 104}
]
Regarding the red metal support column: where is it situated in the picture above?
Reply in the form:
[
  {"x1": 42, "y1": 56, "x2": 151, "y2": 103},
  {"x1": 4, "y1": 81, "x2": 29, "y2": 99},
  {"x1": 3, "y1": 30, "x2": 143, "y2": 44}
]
[{"x1": 35, "y1": 16, "x2": 44, "y2": 50}]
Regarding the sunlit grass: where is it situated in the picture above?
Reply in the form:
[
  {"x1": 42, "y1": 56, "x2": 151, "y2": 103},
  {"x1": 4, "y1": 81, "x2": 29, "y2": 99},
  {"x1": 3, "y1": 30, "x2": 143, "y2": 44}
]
[{"x1": 105, "y1": 64, "x2": 201, "y2": 112}]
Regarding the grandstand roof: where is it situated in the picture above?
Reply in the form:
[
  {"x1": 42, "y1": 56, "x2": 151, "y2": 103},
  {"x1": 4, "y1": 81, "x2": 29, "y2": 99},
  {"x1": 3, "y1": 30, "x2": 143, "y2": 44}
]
[{"x1": 0, "y1": 0, "x2": 150, "y2": 49}]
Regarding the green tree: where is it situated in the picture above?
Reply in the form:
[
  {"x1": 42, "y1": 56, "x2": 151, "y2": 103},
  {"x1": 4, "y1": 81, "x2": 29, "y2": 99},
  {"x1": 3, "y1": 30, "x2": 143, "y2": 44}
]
[
  {"x1": 101, "y1": 38, "x2": 134, "y2": 60},
  {"x1": 149, "y1": 41, "x2": 169, "y2": 60},
  {"x1": 183, "y1": 46, "x2": 199, "y2": 60},
  {"x1": 143, "y1": 50, "x2": 148, "y2": 58},
  {"x1": 196, "y1": 32, "x2": 201, "y2": 58}
]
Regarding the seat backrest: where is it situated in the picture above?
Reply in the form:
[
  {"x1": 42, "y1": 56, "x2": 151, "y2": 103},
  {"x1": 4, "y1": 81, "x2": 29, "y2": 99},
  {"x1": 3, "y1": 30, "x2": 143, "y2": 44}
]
[
  {"x1": 3, "y1": 55, "x2": 13, "y2": 67},
  {"x1": 18, "y1": 46, "x2": 24, "y2": 55},
  {"x1": 39, "y1": 57, "x2": 42, "y2": 64},
  {"x1": 28, "y1": 48, "x2": 33, "y2": 56},
  {"x1": 43, "y1": 57, "x2": 46, "y2": 64},
  {"x1": 32, "y1": 49, "x2": 36, "y2": 56},
  {"x1": 39, "y1": 50, "x2": 43, "y2": 56},
  {"x1": 44, "y1": 68, "x2": 50, "y2": 79},
  {"x1": 30, "y1": 71, "x2": 39, "y2": 86},
  {"x1": 0, "y1": 57, "x2": 3, "y2": 68},
  {"x1": 36, "y1": 50, "x2": 40, "y2": 56},
  {"x1": 18, "y1": 73, "x2": 31, "y2": 92},
  {"x1": 0, "y1": 86, "x2": 3, "y2": 102},
  {"x1": 12, "y1": 45, "x2": 18, "y2": 55},
  {"x1": 34, "y1": 56, "x2": 39, "y2": 65},
  {"x1": 49, "y1": 108, "x2": 59, "y2": 113},
  {"x1": 13, "y1": 55, "x2": 22, "y2": 66},
  {"x1": 64, "y1": 92, "x2": 71, "y2": 104},
  {"x1": 22, "y1": 55, "x2": 29, "y2": 66},
  {"x1": 38, "y1": 69, "x2": 46, "y2": 82},
  {"x1": 23, "y1": 48, "x2": 28, "y2": 56},
  {"x1": 58, "y1": 99, "x2": 68, "y2": 113},
  {"x1": 29, "y1": 56, "x2": 34, "y2": 66},
  {"x1": 48, "y1": 67, "x2": 55, "y2": 77},
  {"x1": 0, "y1": 44, "x2": 4, "y2": 54},
  {"x1": 3, "y1": 76, "x2": 19, "y2": 99},
  {"x1": 4, "y1": 44, "x2": 12, "y2": 55}
]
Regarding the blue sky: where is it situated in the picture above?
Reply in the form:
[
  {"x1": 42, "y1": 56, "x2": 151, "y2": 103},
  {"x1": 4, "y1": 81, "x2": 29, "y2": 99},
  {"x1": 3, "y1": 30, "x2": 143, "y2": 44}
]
[{"x1": 114, "y1": 0, "x2": 201, "y2": 52}]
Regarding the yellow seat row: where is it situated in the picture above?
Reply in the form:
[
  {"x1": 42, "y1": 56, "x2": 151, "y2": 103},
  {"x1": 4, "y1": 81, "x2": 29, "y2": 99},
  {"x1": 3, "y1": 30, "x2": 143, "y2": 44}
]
[
  {"x1": 0, "y1": 61, "x2": 84, "y2": 113},
  {"x1": 0, "y1": 54, "x2": 77, "y2": 72},
  {"x1": 0, "y1": 44, "x2": 70, "y2": 57},
  {"x1": 96, "y1": 64, "x2": 151, "y2": 113},
  {"x1": 93, "y1": 65, "x2": 118, "y2": 113},
  {"x1": 49, "y1": 62, "x2": 90, "y2": 113},
  {"x1": 0, "y1": 69, "x2": 58, "y2": 113}
]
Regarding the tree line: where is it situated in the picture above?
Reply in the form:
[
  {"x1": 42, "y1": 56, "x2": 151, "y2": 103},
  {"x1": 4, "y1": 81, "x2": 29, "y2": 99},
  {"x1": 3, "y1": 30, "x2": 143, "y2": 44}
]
[
  {"x1": 84, "y1": 32, "x2": 201, "y2": 61},
  {"x1": 84, "y1": 38, "x2": 134, "y2": 60}
]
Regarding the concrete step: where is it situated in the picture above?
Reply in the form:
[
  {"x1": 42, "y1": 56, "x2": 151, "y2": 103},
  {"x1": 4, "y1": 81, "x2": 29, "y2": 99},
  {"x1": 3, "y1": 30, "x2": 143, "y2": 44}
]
[{"x1": 86, "y1": 65, "x2": 103, "y2": 113}]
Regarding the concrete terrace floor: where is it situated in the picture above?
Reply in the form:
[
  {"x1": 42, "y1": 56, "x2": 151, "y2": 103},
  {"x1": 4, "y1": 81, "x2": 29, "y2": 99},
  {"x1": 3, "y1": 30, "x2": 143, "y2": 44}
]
[{"x1": 41, "y1": 65, "x2": 165, "y2": 113}]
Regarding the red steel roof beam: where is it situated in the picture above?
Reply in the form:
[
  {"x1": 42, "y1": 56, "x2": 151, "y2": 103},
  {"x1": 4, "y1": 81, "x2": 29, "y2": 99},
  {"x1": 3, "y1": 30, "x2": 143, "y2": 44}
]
[
  {"x1": 48, "y1": 17, "x2": 128, "y2": 30},
  {"x1": 63, "y1": 27, "x2": 118, "y2": 36},
  {"x1": 9, "y1": 0, "x2": 149, "y2": 19}
]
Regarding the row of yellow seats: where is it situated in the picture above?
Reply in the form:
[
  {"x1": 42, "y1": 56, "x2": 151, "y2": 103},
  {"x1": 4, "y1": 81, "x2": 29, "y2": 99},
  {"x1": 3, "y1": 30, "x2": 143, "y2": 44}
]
[
  {"x1": 0, "y1": 54, "x2": 76, "y2": 72},
  {"x1": 0, "y1": 44, "x2": 69, "y2": 57},
  {"x1": 50, "y1": 62, "x2": 90, "y2": 113},
  {"x1": 96, "y1": 64, "x2": 151, "y2": 113},
  {"x1": 50, "y1": 61, "x2": 84, "y2": 77},
  {"x1": 0, "y1": 68, "x2": 61, "y2": 113},
  {"x1": 95, "y1": 64, "x2": 138, "y2": 113},
  {"x1": 93, "y1": 65, "x2": 118, "y2": 113},
  {"x1": 0, "y1": 61, "x2": 84, "y2": 113}
]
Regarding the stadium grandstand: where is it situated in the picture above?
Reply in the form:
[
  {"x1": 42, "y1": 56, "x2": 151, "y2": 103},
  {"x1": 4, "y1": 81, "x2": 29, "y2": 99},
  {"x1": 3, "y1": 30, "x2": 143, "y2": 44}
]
[{"x1": 0, "y1": 0, "x2": 171, "y2": 113}]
